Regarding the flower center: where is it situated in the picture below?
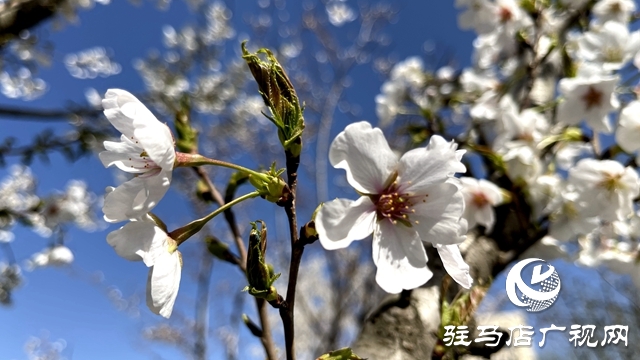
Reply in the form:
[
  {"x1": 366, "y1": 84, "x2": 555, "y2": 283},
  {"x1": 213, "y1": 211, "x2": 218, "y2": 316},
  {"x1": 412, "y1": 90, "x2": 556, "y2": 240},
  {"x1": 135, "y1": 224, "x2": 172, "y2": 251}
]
[
  {"x1": 517, "y1": 131, "x2": 534, "y2": 143},
  {"x1": 499, "y1": 6, "x2": 513, "y2": 23},
  {"x1": 581, "y1": 86, "x2": 603, "y2": 110},
  {"x1": 127, "y1": 147, "x2": 162, "y2": 176},
  {"x1": 562, "y1": 201, "x2": 579, "y2": 219},
  {"x1": 610, "y1": 2, "x2": 622, "y2": 14},
  {"x1": 372, "y1": 183, "x2": 422, "y2": 227},
  {"x1": 603, "y1": 47, "x2": 623, "y2": 63},
  {"x1": 599, "y1": 172, "x2": 623, "y2": 192},
  {"x1": 471, "y1": 192, "x2": 490, "y2": 208}
]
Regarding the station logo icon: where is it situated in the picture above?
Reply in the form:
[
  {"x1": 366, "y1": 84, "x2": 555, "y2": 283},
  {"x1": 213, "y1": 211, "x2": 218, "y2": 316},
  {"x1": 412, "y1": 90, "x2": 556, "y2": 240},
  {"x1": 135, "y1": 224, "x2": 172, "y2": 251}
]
[{"x1": 506, "y1": 258, "x2": 561, "y2": 312}]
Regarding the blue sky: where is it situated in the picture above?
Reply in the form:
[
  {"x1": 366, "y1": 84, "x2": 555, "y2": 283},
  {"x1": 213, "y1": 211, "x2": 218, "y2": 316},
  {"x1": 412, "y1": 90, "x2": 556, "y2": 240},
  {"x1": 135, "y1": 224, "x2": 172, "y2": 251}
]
[{"x1": 0, "y1": 1, "x2": 636, "y2": 359}]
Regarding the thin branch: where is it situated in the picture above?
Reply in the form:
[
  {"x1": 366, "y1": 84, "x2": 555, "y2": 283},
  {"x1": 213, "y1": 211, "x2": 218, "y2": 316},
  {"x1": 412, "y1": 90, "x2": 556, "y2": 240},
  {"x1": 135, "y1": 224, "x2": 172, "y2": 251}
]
[{"x1": 0, "y1": 105, "x2": 102, "y2": 121}]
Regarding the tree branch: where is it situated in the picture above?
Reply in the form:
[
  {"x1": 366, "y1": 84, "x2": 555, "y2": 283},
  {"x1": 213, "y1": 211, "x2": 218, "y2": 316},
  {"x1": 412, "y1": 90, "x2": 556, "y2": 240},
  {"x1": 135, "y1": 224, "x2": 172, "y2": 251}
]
[
  {"x1": 0, "y1": 105, "x2": 102, "y2": 121},
  {"x1": 0, "y1": 0, "x2": 67, "y2": 48}
]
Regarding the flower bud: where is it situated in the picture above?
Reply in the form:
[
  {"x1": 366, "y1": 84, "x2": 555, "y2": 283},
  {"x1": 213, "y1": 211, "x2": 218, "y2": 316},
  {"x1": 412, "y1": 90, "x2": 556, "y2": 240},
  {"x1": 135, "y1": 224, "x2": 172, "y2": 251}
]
[
  {"x1": 242, "y1": 41, "x2": 305, "y2": 152},
  {"x1": 242, "y1": 313, "x2": 263, "y2": 337},
  {"x1": 244, "y1": 221, "x2": 280, "y2": 302},
  {"x1": 206, "y1": 236, "x2": 230, "y2": 259},
  {"x1": 205, "y1": 236, "x2": 241, "y2": 266},
  {"x1": 174, "y1": 95, "x2": 198, "y2": 154}
]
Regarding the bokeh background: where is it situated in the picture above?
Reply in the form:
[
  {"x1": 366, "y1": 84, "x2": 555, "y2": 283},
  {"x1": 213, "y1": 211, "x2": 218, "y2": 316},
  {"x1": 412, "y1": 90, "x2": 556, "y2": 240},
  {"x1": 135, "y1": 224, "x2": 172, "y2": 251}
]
[{"x1": 0, "y1": 1, "x2": 638, "y2": 359}]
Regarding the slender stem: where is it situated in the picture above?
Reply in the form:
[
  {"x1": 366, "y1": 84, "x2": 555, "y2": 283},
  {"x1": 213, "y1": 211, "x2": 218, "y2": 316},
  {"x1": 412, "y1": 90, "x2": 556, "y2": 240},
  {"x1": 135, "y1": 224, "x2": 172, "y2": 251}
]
[
  {"x1": 175, "y1": 152, "x2": 265, "y2": 179},
  {"x1": 170, "y1": 191, "x2": 260, "y2": 245},
  {"x1": 280, "y1": 144, "x2": 302, "y2": 360},
  {"x1": 193, "y1": 167, "x2": 248, "y2": 265}
]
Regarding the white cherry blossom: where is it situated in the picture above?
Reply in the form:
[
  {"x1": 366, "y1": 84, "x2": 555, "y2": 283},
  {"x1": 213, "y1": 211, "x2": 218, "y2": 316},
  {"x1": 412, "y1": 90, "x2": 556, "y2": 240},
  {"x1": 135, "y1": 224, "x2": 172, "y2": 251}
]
[
  {"x1": 48, "y1": 246, "x2": 75, "y2": 266},
  {"x1": 547, "y1": 186, "x2": 599, "y2": 241},
  {"x1": 575, "y1": 21, "x2": 640, "y2": 71},
  {"x1": 615, "y1": 100, "x2": 640, "y2": 154},
  {"x1": 568, "y1": 159, "x2": 639, "y2": 222},
  {"x1": 557, "y1": 74, "x2": 619, "y2": 133},
  {"x1": 375, "y1": 57, "x2": 427, "y2": 126},
  {"x1": 99, "y1": 89, "x2": 176, "y2": 223},
  {"x1": 459, "y1": 177, "x2": 505, "y2": 232},
  {"x1": 27, "y1": 246, "x2": 75, "y2": 269},
  {"x1": 326, "y1": 1, "x2": 357, "y2": 27},
  {"x1": 555, "y1": 142, "x2": 593, "y2": 170},
  {"x1": 107, "y1": 215, "x2": 182, "y2": 318},
  {"x1": 316, "y1": 121, "x2": 471, "y2": 293},
  {"x1": 41, "y1": 180, "x2": 98, "y2": 233},
  {"x1": 528, "y1": 174, "x2": 562, "y2": 217},
  {"x1": 455, "y1": 0, "x2": 497, "y2": 34},
  {"x1": 460, "y1": 68, "x2": 498, "y2": 95},
  {"x1": 501, "y1": 144, "x2": 542, "y2": 182},
  {"x1": 494, "y1": 0, "x2": 532, "y2": 31},
  {"x1": 592, "y1": 0, "x2": 636, "y2": 24},
  {"x1": 493, "y1": 96, "x2": 549, "y2": 151}
]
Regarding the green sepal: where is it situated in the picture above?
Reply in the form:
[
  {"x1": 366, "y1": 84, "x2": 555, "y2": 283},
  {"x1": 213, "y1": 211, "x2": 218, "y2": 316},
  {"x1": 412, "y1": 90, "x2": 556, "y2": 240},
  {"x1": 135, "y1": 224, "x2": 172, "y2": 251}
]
[{"x1": 248, "y1": 162, "x2": 290, "y2": 203}]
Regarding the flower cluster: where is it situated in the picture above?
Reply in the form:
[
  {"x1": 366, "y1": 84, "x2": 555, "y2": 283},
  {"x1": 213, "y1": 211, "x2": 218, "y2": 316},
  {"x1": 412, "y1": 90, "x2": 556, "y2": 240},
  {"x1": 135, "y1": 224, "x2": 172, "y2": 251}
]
[
  {"x1": 371, "y1": 0, "x2": 640, "y2": 292},
  {"x1": 100, "y1": 89, "x2": 182, "y2": 318},
  {"x1": 64, "y1": 47, "x2": 121, "y2": 79},
  {"x1": 0, "y1": 167, "x2": 99, "y2": 279}
]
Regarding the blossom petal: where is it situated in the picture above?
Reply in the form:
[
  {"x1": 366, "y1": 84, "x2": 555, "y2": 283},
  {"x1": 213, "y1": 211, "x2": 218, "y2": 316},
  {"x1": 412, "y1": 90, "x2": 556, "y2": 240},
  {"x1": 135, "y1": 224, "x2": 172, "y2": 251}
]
[
  {"x1": 146, "y1": 250, "x2": 182, "y2": 318},
  {"x1": 329, "y1": 121, "x2": 397, "y2": 194},
  {"x1": 103, "y1": 89, "x2": 136, "y2": 139},
  {"x1": 106, "y1": 216, "x2": 167, "y2": 265},
  {"x1": 99, "y1": 135, "x2": 149, "y2": 174},
  {"x1": 102, "y1": 172, "x2": 171, "y2": 223},
  {"x1": 412, "y1": 182, "x2": 467, "y2": 245},
  {"x1": 373, "y1": 221, "x2": 432, "y2": 293},
  {"x1": 478, "y1": 179, "x2": 503, "y2": 205},
  {"x1": 475, "y1": 206, "x2": 495, "y2": 231},
  {"x1": 103, "y1": 89, "x2": 175, "y2": 171},
  {"x1": 316, "y1": 197, "x2": 376, "y2": 250},
  {"x1": 398, "y1": 135, "x2": 466, "y2": 194},
  {"x1": 616, "y1": 101, "x2": 640, "y2": 153},
  {"x1": 435, "y1": 244, "x2": 472, "y2": 289}
]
